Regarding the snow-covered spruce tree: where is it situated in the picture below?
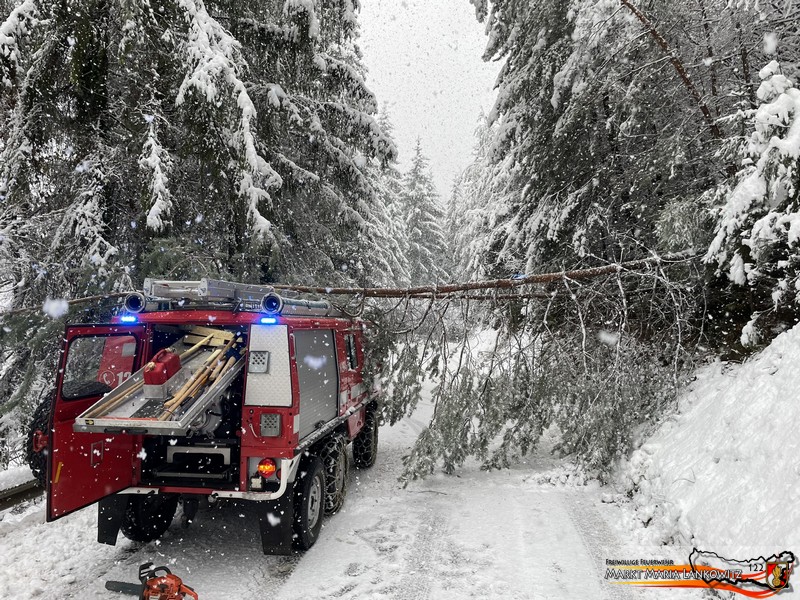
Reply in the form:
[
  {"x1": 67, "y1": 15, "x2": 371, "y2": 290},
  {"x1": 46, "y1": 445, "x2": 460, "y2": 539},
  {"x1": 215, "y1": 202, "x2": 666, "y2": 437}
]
[
  {"x1": 691, "y1": 1, "x2": 800, "y2": 353},
  {"x1": 706, "y1": 61, "x2": 800, "y2": 347},
  {"x1": 0, "y1": 0, "x2": 401, "y2": 298},
  {"x1": 460, "y1": 0, "x2": 800, "y2": 282},
  {"x1": 0, "y1": 0, "x2": 400, "y2": 461},
  {"x1": 367, "y1": 105, "x2": 411, "y2": 286},
  {"x1": 464, "y1": 0, "x2": 744, "y2": 275},
  {"x1": 447, "y1": 116, "x2": 511, "y2": 281},
  {"x1": 398, "y1": 141, "x2": 449, "y2": 284}
]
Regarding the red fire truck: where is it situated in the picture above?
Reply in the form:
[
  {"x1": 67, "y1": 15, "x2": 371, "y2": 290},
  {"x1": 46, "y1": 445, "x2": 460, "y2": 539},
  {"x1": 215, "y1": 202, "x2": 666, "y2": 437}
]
[{"x1": 29, "y1": 279, "x2": 380, "y2": 554}]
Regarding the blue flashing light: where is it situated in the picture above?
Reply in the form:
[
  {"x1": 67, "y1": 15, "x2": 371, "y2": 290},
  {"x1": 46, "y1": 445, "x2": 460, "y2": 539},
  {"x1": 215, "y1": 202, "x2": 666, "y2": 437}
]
[
  {"x1": 120, "y1": 315, "x2": 138, "y2": 323},
  {"x1": 260, "y1": 317, "x2": 278, "y2": 325}
]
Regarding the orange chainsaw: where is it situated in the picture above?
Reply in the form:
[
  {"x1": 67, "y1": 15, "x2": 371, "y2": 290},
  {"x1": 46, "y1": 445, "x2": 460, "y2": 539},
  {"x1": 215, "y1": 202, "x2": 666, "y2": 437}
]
[{"x1": 105, "y1": 563, "x2": 198, "y2": 600}]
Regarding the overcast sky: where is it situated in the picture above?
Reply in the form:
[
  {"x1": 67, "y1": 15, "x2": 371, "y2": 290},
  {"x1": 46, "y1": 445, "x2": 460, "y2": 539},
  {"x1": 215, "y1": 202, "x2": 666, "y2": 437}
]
[{"x1": 358, "y1": 0, "x2": 500, "y2": 197}]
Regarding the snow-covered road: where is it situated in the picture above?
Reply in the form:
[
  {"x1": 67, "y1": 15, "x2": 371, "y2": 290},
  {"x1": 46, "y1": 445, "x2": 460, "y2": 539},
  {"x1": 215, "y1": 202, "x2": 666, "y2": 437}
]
[
  {"x1": 0, "y1": 400, "x2": 701, "y2": 599},
  {"x1": 279, "y1": 408, "x2": 638, "y2": 600}
]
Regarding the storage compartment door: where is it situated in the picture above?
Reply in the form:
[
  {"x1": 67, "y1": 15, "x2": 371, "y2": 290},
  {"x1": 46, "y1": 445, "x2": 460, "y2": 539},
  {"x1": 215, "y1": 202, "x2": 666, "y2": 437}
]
[
  {"x1": 47, "y1": 325, "x2": 144, "y2": 521},
  {"x1": 245, "y1": 324, "x2": 292, "y2": 406},
  {"x1": 294, "y1": 329, "x2": 338, "y2": 439}
]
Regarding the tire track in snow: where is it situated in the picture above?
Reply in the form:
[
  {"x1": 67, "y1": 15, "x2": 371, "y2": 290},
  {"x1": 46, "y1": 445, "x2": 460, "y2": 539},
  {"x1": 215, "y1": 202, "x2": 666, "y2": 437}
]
[
  {"x1": 387, "y1": 501, "x2": 447, "y2": 600},
  {"x1": 562, "y1": 491, "x2": 639, "y2": 600},
  {"x1": 280, "y1": 493, "x2": 451, "y2": 599}
]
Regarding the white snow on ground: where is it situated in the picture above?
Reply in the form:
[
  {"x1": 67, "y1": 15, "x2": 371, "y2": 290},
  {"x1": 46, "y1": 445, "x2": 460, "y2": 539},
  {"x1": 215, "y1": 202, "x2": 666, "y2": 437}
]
[
  {"x1": 277, "y1": 407, "x2": 631, "y2": 600},
  {"x1": 621, "y1": 323, "x2": 800, "y2": 561},
  {"x1": 0, "y1": 465, "x2": 32, "y2": 490}
]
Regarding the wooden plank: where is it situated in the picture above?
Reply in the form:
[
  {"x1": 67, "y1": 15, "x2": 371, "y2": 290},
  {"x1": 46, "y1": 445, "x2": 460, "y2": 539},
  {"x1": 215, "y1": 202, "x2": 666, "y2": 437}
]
[
  {"x1": 182, "y1": 334, "x2": 228, "y2": 347},
  {"x1": 186, "y1": 326, "x2": 234, "y2": 341}
]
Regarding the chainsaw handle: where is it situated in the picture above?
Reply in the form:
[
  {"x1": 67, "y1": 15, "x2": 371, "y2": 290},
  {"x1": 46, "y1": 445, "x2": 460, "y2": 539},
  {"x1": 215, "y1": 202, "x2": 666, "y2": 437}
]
[
  {"x1": 152, "y1": 566, "x2": 173, "y2": 578},
  {"x1": 181, "y1": 584, "x2": 199, "y2": 600},
  {"x1": 139, "y1": 562, "x2": 172, "y2": 582}
]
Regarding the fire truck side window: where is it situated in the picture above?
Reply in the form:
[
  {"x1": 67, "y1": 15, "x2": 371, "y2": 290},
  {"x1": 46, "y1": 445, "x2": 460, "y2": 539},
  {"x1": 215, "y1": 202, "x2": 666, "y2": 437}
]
[{"x1": 62, "y1": 335, "x2": 137, "y2": 400}]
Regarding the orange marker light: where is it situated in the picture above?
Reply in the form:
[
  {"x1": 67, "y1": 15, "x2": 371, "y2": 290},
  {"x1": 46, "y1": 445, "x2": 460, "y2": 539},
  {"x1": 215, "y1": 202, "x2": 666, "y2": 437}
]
[{"x1": 257, "y1": 458, "x2": 277, "y2": 478}]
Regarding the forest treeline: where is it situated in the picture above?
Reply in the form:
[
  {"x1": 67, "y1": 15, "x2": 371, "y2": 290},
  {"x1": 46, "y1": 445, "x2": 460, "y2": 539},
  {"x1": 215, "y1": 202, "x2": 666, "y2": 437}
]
[{"x1": 1, "y1": 0, "x2": 799, "y2": 478}]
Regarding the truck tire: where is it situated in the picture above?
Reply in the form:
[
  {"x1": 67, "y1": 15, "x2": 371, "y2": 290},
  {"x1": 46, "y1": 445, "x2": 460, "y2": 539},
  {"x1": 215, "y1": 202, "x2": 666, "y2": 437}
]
[
  {"x1": 26, "y1": 396, "x2": 52, "y2": 487},
  {"x1": 320, "y1": 436, "x2": 348, "y2": 515},
  {"x1": 120, "y1": 494, "x2": 179, "y2": 543},
  {"x1": 353, "y1": 406, "x2": 378, "y2": 469},
  {"x1": 292, "y1": 456, "x2": 325, "y2": 550}
]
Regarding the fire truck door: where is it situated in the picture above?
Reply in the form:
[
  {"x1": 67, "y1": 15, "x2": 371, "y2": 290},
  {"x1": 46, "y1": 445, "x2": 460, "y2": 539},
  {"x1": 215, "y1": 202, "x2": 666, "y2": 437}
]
[{"x1": 47, "y1": 325, "x2": 145, "y2": 521}]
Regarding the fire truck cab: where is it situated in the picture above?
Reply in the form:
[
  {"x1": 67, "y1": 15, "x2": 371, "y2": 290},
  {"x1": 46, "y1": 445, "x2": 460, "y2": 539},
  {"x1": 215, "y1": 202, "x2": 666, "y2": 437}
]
[{"x1": 39, "y1": 279, "x2": 380, "y2": 554}]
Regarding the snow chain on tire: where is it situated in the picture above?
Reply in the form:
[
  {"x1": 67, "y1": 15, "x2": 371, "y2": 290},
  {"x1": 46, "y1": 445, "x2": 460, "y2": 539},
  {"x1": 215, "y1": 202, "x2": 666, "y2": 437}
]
[
  {"x1": 293, "y1": 455, "x2": 325, "y2": 550},
  {"x1": 353, "y1": 405, "x2": 379, "y2": 469},
  {"x1": 120, "y1": 494, "x2": 179, "y2": 543},
  {"x1": 320, "y1": 435, "x2": 349, "y2": 514}
]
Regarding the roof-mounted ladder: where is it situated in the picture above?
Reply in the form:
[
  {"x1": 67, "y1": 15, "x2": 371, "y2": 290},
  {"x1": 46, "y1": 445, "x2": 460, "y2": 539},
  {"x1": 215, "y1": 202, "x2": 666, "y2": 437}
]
[
  {"x1": 143, "y1": 278, "x2": 275, "y2": 302},
  {"x1": 125, "y1": 278, "x2": 342, "y2": 318}
]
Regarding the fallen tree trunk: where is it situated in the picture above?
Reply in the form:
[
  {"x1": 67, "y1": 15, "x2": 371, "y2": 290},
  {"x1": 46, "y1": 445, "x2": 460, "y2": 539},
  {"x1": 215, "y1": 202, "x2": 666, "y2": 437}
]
[{"x1": 272, "y1": 250, "x2": 698, "y2": 298}]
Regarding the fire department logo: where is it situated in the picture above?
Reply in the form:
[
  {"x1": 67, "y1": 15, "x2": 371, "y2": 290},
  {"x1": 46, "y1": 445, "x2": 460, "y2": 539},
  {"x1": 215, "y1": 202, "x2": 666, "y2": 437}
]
[
  {"x1": 766, "y1": 561, "x2": 792, "y2": 591},
  {"x1": 688, "y1": 549, "x2": 796, "y2": 596},
  {"x1": 605, "y1": 549, "x2": 796, "y2": 597}
]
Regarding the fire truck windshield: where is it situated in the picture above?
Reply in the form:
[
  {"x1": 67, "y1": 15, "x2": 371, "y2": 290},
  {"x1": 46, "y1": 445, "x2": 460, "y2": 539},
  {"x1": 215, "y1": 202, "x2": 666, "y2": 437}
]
[{"x1": 61, "y1": 335, "x2": 137, "y2": 400}]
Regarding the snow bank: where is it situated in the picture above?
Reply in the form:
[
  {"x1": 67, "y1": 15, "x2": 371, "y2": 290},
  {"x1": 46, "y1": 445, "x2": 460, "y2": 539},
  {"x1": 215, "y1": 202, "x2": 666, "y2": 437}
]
[
  {"x1": 622, "y1": 324, "x2": 800, "y2": 556},
  {"x1": 0, "y1": 465, "x2": 32, "y2": 491}
]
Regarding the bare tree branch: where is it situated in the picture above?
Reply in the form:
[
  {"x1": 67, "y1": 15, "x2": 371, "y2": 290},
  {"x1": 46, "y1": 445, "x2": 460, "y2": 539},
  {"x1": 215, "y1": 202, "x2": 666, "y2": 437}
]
[{"x1": 620, "y1": 0, "x2": 722, "y2": 139}]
